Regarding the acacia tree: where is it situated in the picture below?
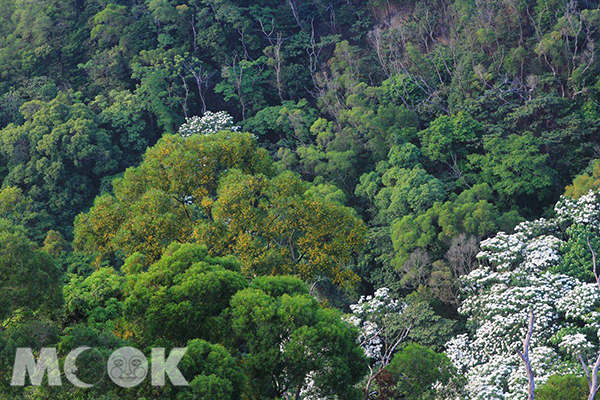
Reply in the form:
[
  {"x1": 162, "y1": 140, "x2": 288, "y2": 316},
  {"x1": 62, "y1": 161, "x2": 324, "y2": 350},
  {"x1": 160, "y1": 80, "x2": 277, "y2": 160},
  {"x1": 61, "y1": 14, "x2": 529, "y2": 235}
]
[
  {"x1": 74, "y1": 131, "x2": 272, "y2": 264},
  {"x1": 202, "y1": 170, "x2": 366, "y2": 287},
  {"x1": 75, "y1": 131, "x2": 366, "y2": 288}
]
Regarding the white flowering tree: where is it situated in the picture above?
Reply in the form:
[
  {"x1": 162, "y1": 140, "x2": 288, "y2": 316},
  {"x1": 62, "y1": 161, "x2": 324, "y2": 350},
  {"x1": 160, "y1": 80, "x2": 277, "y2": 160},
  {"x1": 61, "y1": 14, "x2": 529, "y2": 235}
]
[
  {"x1": 446, "y1": 191, "x2": 600, "y2": 399},
  {"x1": 178, "y1": 111, "x2": 240, "y2": 137},
  {"x1": 348, "y1": 288, "x2": 410, "y2": 397}
]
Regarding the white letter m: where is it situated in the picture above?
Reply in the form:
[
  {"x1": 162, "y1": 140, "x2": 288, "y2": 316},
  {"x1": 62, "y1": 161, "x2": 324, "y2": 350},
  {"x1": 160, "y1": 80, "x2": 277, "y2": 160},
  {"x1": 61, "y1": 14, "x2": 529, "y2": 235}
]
[{"x1": 11, "y1": 348, "x2": 61, "y2": 386}]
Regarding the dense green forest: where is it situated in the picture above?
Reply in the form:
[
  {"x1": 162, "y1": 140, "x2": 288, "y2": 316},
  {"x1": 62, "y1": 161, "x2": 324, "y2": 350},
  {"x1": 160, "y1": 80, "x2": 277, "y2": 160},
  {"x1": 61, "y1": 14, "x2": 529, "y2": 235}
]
[{"x1": 4, "y1": 0, "x2": 600, "y2": 398}]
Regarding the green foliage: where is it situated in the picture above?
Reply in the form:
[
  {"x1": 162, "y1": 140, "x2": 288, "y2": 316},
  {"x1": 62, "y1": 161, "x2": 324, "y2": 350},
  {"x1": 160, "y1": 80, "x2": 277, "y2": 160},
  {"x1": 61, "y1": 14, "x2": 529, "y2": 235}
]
[
  {"x1": 230, "y1": 280, "x2": 368, "y2": 399},
  {"x1": 59, "y1": 243, "x2": 366, "y2": 399},
  {"x1": 0, "y1": 186, "x2": 52, "y2": 241},
  {"x1": 401, "y1": 294, "x2": 457, "y2": 352},
  {"x1": 54, "y1": 325, "x2": 128, "y2": 398},
  {"x1": 391, "y1": 184, "x2": 521, "y2": 267},
  {"x1": 242, "y1": 99, "x2": 318, "y2": 146},
  {"x1": 565, "y1": 160, "x2": 600, "y2": 199},
  {"x1": 536, "y1": 374, "x2": 588, "y2": 400},
  {"x1": 387, "y1": 343, "x2": 457, "y2": 399},
  {"x1": 90, "y1": 4, "x2": 127, "y2": 48},
  {"x1": 0, "y1": 319, "x2": 61, "y2": 398},
  {"x1": 419, "y1": 112, "x2": 482, "y2": 164},
  {"x1": 63, "y1": 267, "x2": 125, "y2": 329},
  {"x1": 554, "y1": 224, "x2": 600, "y2": 282},
  {"x1": 0, "y1": 219, "x2": 61, "y2": 320},
  {"x1": 215, "y1": 57, "x2": 270, "y2": 119},
  {"x1": 123, "y1": 243, "x2": 246, "y2": 346},
  {"x1": 178, "y1": 339, "x2": 245, "y2": 400},
  {"x1": 355, "y1": 143, "x2": 440, "y2": 223},
  {"x1": 469, "y1": 132, "x2": 556, "y2": 207},
  {"x1": 0, "y1": 93, "x2": 121, "y2": 233},
  {"x1": 91, "y1": 89, "x2": 156, "y2": 166},
  {"x1": 304, "y1": 180, "x2": 348, "y2": 205},
  {"x1": 249, "y1": 275, "x2": 309, "y2": 297},
  {"x1": 375, "y1": 165, "x2": 445, "y2": 221}
]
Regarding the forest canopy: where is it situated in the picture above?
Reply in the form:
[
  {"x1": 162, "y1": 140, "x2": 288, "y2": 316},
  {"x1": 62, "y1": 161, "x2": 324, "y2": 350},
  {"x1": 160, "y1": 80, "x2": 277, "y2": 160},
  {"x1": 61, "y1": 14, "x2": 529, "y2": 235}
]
[{"x1": 2, "y1": 0, "x2": 600, "y2": 398}]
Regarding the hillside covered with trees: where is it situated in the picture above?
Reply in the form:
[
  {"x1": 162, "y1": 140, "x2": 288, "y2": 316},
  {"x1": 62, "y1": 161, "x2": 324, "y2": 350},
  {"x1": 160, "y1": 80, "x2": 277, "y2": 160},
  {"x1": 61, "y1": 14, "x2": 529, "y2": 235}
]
[{"x1": 3, "y1": 0, "x2": 600, "y2": 398}]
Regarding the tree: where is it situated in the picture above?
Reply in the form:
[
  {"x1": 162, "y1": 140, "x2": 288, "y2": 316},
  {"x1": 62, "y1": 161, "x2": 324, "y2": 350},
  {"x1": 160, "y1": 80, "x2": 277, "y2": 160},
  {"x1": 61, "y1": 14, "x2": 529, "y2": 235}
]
[
  {"x1": 242, "y1": 99, "x2": 318, "y2": 147},
  {"x1": 215, "y1": 55, "x2": 270, "y2": 119},
  {"x1": 123, "y1": 243, "x2": 246, "y2": 346},
  {"x1": 178, "y1": 111, "x2": 239, "y2": 137},
  {"x1": 130, "y1": 49, "x2": 189, "y2": 133},
  {"x1": 75, "y1": 131, "x2": 365, "y2": 288},
  {"x1": 177, "y1": 339, "x2": 245, "y2": 400},
  {"x1": 387, "y1": 343, "x2": 458, "y2": 399},
  {"x1": 120, "y1": 244, "x2": 368, "y2": 398},
  {"x1": 0, "y1": 92, "x2": 121, "y2": 233},
  {"x1": 418, "y1": 112, "x2": 482, "y2": 165},
  {"x1": 91, "y1": 89, "x2": 157, "y2": 166},
  {"x1": 565, "y1": 161, "x2": 600, "y2": 199},
  {"x1": 0, "y1": 219, "x2": 61, "y2": 323},
  {"x1": 375, "y1": 165, "x2": 445, "y2": 221},
  {"x1": 348, "y1": 288, "x2": 455, "y2": 398},
  {"x1": 469, "y1": 132, "x2": 556, "y2": 208},
  {"x1": 230, "y1": 276, "x2": 368, "y2": 399},
  {"x1": 391, "y1": 184, "x2": 521, "y2": 272},
  {"x1": 90, "y1": 4, "x2": 128, "y2": 49},
  {"x1": 445, "y1": 190, "x2": 600, "y2": 399},
  {"x1": 536, "y1": 375, "x2": 589, "y2": 400},
  {"x1": 0, "y1": 185, "x2": 52, "y2": 241},
  {"x1": 63, "y1": 267, "x2": 125, "y2": 330},
  {"x1": 516, "y1": 310, "x2": 535, "y2": 400},
  {"x1": 74, "y1": 131, "x2": 272, "y2": 264},
  {"x1": 202, "y1": 170, "x2": 366, "y2": 287},
  {"x1": 554, "y1": 224, "x2": 600, "y2": 282}
]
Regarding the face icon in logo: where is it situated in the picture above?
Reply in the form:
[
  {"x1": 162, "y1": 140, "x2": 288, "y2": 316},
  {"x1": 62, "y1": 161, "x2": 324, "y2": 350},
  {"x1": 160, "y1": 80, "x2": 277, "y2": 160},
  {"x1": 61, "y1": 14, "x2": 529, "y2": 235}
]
[{"x1": 107, "y1": 347, "x2": 148, "y2": 387}]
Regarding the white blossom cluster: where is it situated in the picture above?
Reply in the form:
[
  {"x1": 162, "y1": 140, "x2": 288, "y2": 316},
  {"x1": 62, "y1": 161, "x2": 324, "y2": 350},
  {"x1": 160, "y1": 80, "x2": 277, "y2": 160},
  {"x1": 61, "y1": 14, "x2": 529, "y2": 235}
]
[
  {"x1": 475, "y1": 230, "x2": 527, "y2": 272},
  {"x1": 556, "y1": 283, "x2": 600, "y2": 322},
  {"x1": 447, "y1": 191, "x2": 600, "y2": 399},
  {"x1": 178, "y1": 111, "x2": 240, "y2": 137},
  {"x1": 298, "y1": 371, "x2": 326, "y2": 400},
  {"x1": 347, "y1": 287, "x2": 405, "y2": 361},
  {"x1": 559, "y1": 333, "x2": 594, "y2": 357},
  {"x1": 555, "y1": 190, "x2": 600, "y2": 227}
]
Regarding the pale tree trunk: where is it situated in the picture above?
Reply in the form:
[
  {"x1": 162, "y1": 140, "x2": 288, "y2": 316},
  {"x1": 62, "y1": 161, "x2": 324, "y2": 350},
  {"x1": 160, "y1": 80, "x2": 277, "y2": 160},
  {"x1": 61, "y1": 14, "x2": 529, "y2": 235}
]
[
  {"x1": 580, "y1": 238, "x2": 600, "y2": 399},
  {"x1": 362, "y1": 327, "x2": 411, "y2": 399},
  {"x1": 517, "y1": 309, "x2": 535, "y2": 400}
]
